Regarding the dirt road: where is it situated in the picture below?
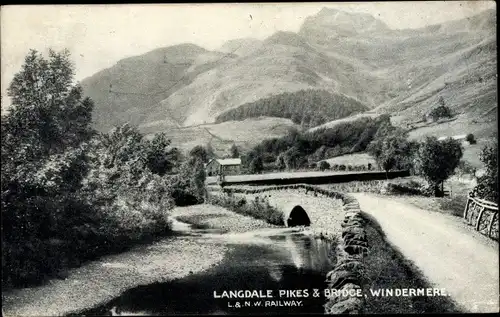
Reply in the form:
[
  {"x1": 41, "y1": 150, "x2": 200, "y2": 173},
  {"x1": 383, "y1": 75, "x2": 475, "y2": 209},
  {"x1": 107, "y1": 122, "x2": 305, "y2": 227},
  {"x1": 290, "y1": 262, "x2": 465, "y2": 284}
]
[{"x1": 352, "y1": 193, "x2": 499, "y2": 313}]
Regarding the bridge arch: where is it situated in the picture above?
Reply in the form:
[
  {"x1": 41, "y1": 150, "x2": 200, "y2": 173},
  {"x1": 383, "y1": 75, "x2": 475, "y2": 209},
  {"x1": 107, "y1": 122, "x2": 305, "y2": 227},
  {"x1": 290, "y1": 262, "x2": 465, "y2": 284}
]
[{"x1": 283, "y1": 205, "x2": 311, "y2": 227}]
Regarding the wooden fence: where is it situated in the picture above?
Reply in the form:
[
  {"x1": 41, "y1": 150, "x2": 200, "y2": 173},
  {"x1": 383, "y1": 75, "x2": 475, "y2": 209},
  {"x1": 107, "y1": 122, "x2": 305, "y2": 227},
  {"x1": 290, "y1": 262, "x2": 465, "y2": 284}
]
[{"x1": 463, "y1": 195, "x2": 498, "y2": 241}]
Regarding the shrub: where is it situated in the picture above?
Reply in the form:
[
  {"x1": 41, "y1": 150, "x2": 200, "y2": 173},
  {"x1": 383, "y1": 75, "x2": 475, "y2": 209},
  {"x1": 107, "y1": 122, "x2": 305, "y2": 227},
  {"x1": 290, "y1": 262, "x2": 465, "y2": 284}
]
[
  {"x1": 207, "y1": 193, "x2": 284, "y2": 226},
  {"x1": 472, "y1": 144, "x2": 498, "y2": 202},
  {"x1": 455, "y1": 160, "x2": 476, "y2": 177},
  {"x1": 367, "y1": 163, "x2": 373, "y2": 171},
  {"x1": 339, "y1": 164, "x2": 347, "y2": 171},
  {"x1": 382, "y1": 180, "x2": 427, "y2": 196},
  {"x1": 318, "y1": 161, "x2": 331, "y2": 171},
  {"x1": 249, "y1": 155, "x2": 264, "y2": 174},
  {"x1": 466, "y1": 133, "x2": 477, "y2": 144},
  {"x1": 428, "y1": 105, "x2": 453, "y2": 121},
  {"x1": 331, "y1": 164, "x2": 339, "y2": 171}
]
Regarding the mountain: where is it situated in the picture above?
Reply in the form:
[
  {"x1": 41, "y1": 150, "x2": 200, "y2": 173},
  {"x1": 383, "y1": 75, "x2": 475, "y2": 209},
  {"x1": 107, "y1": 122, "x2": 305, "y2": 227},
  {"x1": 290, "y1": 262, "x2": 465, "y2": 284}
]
[
  {"x1": 81, "y1": 7, "x2": 497, "y2": 141},
  {"x1": 219, "y1": 37, "x2": 263, "y2": 56}
]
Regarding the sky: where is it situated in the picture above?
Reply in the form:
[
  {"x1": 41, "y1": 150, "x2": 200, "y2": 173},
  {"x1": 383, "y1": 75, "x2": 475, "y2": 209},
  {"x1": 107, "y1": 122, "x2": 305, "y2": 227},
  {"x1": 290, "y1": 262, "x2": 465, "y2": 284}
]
[{"x1": 0, "y1": 1, "x2": 496, "y2": 110}]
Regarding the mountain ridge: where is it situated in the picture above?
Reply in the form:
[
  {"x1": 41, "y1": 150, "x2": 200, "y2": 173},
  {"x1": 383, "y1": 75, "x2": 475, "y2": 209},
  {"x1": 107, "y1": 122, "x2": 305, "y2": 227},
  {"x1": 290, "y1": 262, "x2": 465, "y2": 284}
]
[{"x1": 81, "y1": 7, "x2": 496, "y2": 136}]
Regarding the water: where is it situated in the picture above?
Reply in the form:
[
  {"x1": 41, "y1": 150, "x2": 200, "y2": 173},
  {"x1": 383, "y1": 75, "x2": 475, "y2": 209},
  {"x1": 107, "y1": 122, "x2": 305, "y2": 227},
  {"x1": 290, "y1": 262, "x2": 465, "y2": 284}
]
[{"x1": 77, "y1": 218, "x2": 336, "y2": 316}]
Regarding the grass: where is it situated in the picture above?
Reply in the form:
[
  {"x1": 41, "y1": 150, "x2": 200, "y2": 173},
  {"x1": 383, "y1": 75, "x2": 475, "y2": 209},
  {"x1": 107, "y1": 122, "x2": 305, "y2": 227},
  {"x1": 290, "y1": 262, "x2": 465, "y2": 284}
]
[
  {"x1": 320, "y1": 180, "x2": 387, "y2": 194},
  {"x1": 361, "y1": 212, "x2": 463, "y2": 314},
  {"x1": 322, "y1": 152, "x2": 377, "y2": 167},
  {"x1": 387, "y1": 175, "x2": 475, "y2": 218}
]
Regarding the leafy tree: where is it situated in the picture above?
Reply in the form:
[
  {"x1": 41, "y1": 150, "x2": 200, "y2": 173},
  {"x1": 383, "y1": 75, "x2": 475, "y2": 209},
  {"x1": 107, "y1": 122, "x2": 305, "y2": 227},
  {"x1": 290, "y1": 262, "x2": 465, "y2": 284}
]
[
  {"x1": 1, "y1": 49, "x2": 98, "y2": 285},
  {"x1": 230, "y1": 144, "x2": 240, "y2": 158},
  {"x1": 318, "y1": 161, "x2": 331, "y2": 171},
  {"x1": 275, "y1": 153, "x2": 286, "y2": 171},
  {"x1": 189, "y1": 145, "x2": 209, "y2": 163},
  {"x1": 170, "y1": 157, "x2": 206, "y2": 206},
  {"x1": 368, "y1": 130, "x2": 419, "y2": 174},
  {"x1": 428, "y1": 105, "x2": 453, "y2": 121},
  {"x1": 144, "y1": 133, "x2": 181, "y2": 176},
  {"x1": 249, "y1": 154, "x2": 264, "y2": 174},
  {"x1": 466, "y1": 133, "x2": 477, "y2": 144},
  {"x1": 206, "y1": 142, "x2": 216, "y2": 160},
  {"x1": 473, "y1": 143, "x2": 498, "y2": 202},
  {"x1": 414, "y1": 136, "x2": 463, "y2": 197}
]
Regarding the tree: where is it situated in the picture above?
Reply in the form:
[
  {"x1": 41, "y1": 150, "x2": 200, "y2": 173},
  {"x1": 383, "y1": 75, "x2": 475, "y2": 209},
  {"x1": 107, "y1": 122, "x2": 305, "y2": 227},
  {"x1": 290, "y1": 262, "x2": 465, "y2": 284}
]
[
  {"x1": 466, "y1": 133, "x2": 477, "y2": 144},
  {"x1": 370, "y1": 132, "x2": 418, "y2": 174},
  {"x1": 3, "y1": 49, "x2": 94, "y2": 162},
  {"x1": 249, "y1": 155, "x2": 264, "y2": 174},
  {"x1": 170, "y1": 157, "x2": 206, "y2": 206},
  {"x1": 318, "y1": 161, "x2": 331, "y2": 171},
  {"x1": 1, "y1": 49, "x2": 97, "y2": 285},
  {"x1": 414, "y1": 136, "x2": 463, "y2": 197},
  {"x1": 473, "y1": 143, "x2": 498, "y2": 202},
  {"x1": 428, "y1": 105, "x2": 453, "y2": 121},
  {"x1": 230, "y1": 144, "x2": 240, "y2": 158},
  {"x1": 144, "y1": 133, "x2": 180, "y2": 176},
  {"x1": 189, "y1": 145, "x2": 209, "y2": 163},
  {"x1": 275, "y1": 153, "x2": 286, "y2": 171},
  {"x1": 206, "y1": 142, "x2": 216, "y2": 160}
]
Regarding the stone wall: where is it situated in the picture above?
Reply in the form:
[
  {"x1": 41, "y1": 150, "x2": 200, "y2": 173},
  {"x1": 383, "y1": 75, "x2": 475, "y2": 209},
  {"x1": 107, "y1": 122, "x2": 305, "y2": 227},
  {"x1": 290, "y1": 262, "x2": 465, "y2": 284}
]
[{"x1": 324, "y1": 195, "x2": 368, "y2": 314}]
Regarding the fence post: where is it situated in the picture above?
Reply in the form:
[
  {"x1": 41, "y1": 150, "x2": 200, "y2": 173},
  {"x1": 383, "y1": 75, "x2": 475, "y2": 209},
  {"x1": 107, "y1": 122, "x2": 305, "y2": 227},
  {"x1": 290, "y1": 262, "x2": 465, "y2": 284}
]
[
  {"x1": 488, "y1": 212, "x2": 498, "y2": 239},
  {"x1": 463, "y1": 196, "x2": 471, "y2": 219},
  {"x1": 475, "y1": 206, "x2": 486, "y2": 231}
]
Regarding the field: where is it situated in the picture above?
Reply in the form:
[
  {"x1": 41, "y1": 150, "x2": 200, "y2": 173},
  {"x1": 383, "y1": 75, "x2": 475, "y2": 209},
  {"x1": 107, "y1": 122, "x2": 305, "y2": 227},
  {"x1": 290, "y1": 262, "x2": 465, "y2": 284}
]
[
  {"x1": 142, "y1": 116, "x2": 297, "y2": 155},
  {"x1": 322, "y1": 152, "x2": 376, "y2": 167}
]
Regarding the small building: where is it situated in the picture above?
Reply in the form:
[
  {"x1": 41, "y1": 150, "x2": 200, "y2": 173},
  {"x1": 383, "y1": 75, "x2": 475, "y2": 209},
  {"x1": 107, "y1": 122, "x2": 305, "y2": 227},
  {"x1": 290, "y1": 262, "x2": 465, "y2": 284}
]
[{"x1": 205, "y1": 158, "x2": 242, "y2": 177}]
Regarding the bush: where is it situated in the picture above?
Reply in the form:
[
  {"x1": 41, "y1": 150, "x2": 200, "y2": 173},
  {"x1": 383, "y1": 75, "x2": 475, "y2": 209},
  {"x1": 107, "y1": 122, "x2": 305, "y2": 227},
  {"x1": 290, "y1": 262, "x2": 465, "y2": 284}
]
[
  {"x1": 382, "y1": 180, "x2": 427, "y2": 196},
  {"x1": 339, "y1": 164, "x2": 347, "y2": 171},
  {"x1": 472, "y1": 144, "x2": 498, "y2": 202},
  {"x1": 428, "y1": 105, "x2": 453, "y2": 121},
  {"x1": 207, "y1": 193, "x2": 284, "y2": 226},
  {"x1": 318, "y1": 161, "x2": 331, "y2": 171},
  {"x1": 455, "y1": 160, "x2": 476, "y2": 177},
  {"x1": 331, "y1": 164, "x2": 339, "y2": 171},
  {"x1": 466, "y1": 133, "x2": 477, "y2": 144}
]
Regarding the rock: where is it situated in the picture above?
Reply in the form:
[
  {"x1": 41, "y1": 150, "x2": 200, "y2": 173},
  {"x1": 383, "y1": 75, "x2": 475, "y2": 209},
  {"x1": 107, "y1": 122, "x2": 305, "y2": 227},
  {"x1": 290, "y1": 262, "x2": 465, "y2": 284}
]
[{"x1": 325, "y1": 297, "x2": 363, "y2": 314}]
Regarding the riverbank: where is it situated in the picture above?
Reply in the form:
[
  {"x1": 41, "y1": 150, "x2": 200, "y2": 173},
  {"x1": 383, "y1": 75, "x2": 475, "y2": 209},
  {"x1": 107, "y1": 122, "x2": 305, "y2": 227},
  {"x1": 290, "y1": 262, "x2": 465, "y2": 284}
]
[
  {"x1": 172, "y1": 204, "x2": 281, "y2": 233},
  {"x1": 2, "y1": 234, "x2": 227, "y2": 317},
  {"x1": 2, "y1": 204, "x2": 284, "y2": 316}
]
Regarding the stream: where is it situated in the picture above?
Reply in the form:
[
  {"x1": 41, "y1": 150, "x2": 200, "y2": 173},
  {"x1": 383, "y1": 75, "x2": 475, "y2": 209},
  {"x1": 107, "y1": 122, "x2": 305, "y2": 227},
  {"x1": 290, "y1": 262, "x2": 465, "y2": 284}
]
[{"x1": 75, "y1": 218, "x2": 336, "y2": 316}]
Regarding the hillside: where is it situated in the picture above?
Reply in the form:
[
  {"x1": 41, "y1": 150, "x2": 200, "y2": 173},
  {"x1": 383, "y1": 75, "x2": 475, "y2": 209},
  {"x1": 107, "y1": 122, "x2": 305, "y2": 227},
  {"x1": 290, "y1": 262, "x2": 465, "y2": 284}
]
[
  {"x1": 215, "y1": 89, "x2": 368, "y2": 126},
  {"x1": 140, "y1": 117, "x2": 298, "y2": 156},
  {"x1": 81, "y1": 7, "x2": 497, "y2": 139}
]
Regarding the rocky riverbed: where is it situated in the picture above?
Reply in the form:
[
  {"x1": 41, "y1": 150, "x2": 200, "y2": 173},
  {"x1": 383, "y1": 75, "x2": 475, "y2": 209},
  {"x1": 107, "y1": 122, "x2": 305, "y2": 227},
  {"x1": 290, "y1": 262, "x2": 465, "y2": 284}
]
[{"x1": 171, "y1": 204, "x2": 281, "y2": 233}]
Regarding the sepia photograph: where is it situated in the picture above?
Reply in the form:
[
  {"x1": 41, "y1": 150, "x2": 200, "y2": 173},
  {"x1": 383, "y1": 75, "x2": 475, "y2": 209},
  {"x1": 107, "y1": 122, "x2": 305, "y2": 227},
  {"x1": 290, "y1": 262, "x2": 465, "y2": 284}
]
[{"x1": 1, "y1": 1, "x2": 498, "y2": 315}]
